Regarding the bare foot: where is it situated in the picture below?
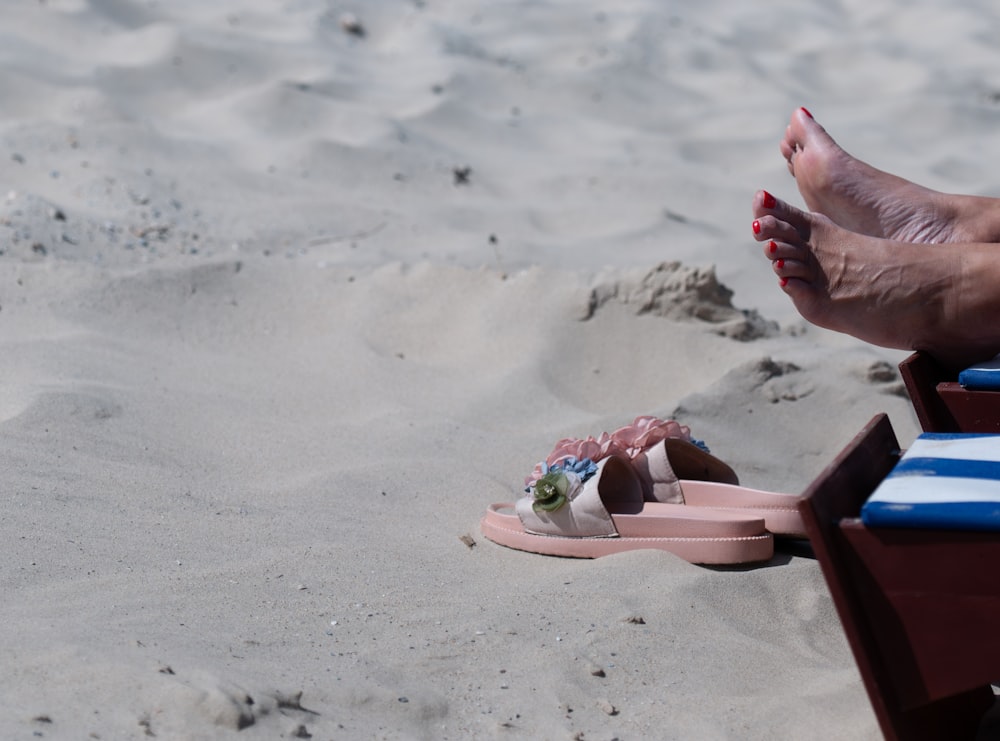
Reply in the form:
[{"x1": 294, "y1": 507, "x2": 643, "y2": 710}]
[
  {"x1": 752, "y1": 190, "x2": 1000, "y2": 370},
  {"x1": 781, "y1": 108, "x2": 1000, "y2": 244}
]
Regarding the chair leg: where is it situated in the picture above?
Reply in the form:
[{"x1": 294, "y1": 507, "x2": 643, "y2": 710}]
[{"x1": 798, "y1": 413, "x2": 997, "y2": 740}]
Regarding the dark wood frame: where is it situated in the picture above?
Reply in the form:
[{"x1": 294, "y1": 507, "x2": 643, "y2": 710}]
[
  {"x1": 798, "y1": 413, "x2": 999, "y2": 740},
  {"x1": 899, "y1": 352, "x2": 1000, "y2": 433}
]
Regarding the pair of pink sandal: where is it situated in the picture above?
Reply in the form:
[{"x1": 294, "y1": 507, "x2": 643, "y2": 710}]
[{"x1": 480, "y1": 417, "x2": 805, "y2": 565}]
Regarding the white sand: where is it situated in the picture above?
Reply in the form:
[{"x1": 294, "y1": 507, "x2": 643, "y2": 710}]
[{"x1": 3, "y1": 0, "x2": 996, "y2": 738}]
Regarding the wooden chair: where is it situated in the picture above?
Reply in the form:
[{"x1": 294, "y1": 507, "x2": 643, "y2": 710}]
[
  {"x1": 798, "y1": 413, "x2": 1000, "y2": 740},
  {"x1": 898, "y1": 351, "x2": 1000, "y2": 433}
]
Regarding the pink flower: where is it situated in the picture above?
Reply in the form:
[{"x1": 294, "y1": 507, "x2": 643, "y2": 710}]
[
  {"x1": 546, "y1": 433, "x2": 627, "y2": 467},
  {"x1": 523, "y1": 434, "x2": 624, "y2": 488},
  {"x1": 524, "y1": 417, "x2": 693, "y2": 487},
  {"x1": 610, "y1": 416, "x2": 692, "y2": 459}
]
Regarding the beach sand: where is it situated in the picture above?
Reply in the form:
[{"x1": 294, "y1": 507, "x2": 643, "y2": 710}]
[{"x1": 2, "y1": 1, "x2": 997, "y2": 738}]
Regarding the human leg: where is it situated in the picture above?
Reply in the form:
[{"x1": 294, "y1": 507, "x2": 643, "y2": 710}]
[
  {"x1": 752, "y1": 190, "x2": 1000, "y2": 370},
  {"x1": 781, "y1": 108, "x2": 1000, "y2": 244}
]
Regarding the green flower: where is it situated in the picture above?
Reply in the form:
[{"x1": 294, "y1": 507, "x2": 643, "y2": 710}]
[{"x1": 532, "y1": 470, "x2": 573, "y2": 513}]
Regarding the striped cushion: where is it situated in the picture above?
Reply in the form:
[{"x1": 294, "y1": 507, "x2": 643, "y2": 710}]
[
  {"x1": 861, "y1": 433, "x2": 1000, "y2": 530},
  {"x1": 958, "y1": 354, "x2": 1000, "y2": 390}
]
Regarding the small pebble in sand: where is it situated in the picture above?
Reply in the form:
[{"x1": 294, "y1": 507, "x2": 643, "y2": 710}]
[
  {"x1": 340, "y1": 13, "x2": 365, "y2": 37},
  {"x1": 597, "y1": 699, "x2": 618, "y2": 716}
]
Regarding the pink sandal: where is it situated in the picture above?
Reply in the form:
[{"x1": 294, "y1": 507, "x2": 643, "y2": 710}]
[
  {"x1": 480, "y1": 455, "x2": 774, "y2": 564},
  {"x1": 633, "y1": 438, "x2": 806, "y2": 538},
  {"x1": 480, "y1": 416, "x2": 804, "y2": 564}
]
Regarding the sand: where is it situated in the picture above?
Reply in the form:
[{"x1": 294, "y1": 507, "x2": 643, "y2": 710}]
[{"x1": 3, "y1": 1, "x2": 997, "y2": 738}]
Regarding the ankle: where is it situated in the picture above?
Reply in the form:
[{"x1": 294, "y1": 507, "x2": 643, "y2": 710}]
[{"x1": 957, "y1": 196, "x2": 1000, "y2": 243}]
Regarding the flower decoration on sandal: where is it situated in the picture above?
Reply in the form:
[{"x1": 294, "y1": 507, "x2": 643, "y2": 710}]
[
  {"x1": 530, "y1": 469, "x2": 577, "y2": 513},
  {"x1": 525, "y1": 416, "x2": 706, "y2": 489},
  {"x1": 526, "y1": 456, "x2": 598, "y2": 511}
]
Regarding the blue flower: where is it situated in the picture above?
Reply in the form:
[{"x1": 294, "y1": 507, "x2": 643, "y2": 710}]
[
  {"x1": 525, "y1": 457, "x2": 598, "y2": 495},
  {"x1": 556, "y1": 456, "x2": 599, "y2": 482},
  {"x1": 690, "y1": 438, "x2": 711, "y2": 454}
]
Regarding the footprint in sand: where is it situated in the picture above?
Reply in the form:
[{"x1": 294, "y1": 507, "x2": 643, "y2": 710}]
[
  {"x1": 752, "y1": 358, "x2": 815, "y2": 403},
  {"x1": 863, "y1": 360, "x2": 908, "y2": 398}
]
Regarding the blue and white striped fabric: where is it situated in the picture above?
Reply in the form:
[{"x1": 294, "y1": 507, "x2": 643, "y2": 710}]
[
  {"x1": 958, "y1": 354, "x2": 1000, "y2": 390},
  {"x1": 861, "y1": 433, "x2": 1000, "y2": 530}
]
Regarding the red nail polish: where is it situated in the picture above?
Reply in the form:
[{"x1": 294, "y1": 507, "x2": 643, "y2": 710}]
[
  {"x1": 762, "y1": 191, "x2": 776, "y2": 209},
  {"x1": 779, "y1": 277, "x2": 789, "y2": 287},
  {"x1": 768, "y1": 240, "x2": 778, "y2": 255},
  {"x1": 752, "y1": 220, "x2": 761, "y2": 235},
  {"x1": 775, "y1": 258, "x2": 785, "y2": 269},
  {"x1": 800, "y1": 107, "x2": 813, "y2": 119}
]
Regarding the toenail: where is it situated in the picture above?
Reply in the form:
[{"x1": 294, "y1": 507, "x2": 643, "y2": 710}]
[
  {"x1": 761, "y1": 191, "x2": 776, "y2": 209},
  {"x1": 768, "y1": 240, "x2": 778, "y2": 255},
  {"x1": 779, "y1": 277, "x2": 788, "y2": 287},
  {"x1": 775, "y1": 259, "x2": 785, "y2": 269},
  {"x1": 752, "y1": 220, "x2": 761, "y2": 235},
  {"x1": 800, "y1": 107, "x2": 813, "y2": 119}
]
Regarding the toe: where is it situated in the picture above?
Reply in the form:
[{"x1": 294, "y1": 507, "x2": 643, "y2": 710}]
[
  {"x1": 752, "y1": 214, "x2": 808, "y2": 244},
  {"x1": 753, "y1": 194, "x2": 815, "y2": 241},
  {"x1": 789, "y1": 106, "x2": 833, "y2": 151},
  {"x1": 762, "y1": 239, "x2": 806, "y2": 262},
  {"x1": 754, "y1": 189, "x2": 778, "y2": 212},
  {"x1": 772, "y1": 256, "x2": 810, "y2": 281},
  {"x1": 780, "y1": 127, "x2": 795, "y2": 164}
]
